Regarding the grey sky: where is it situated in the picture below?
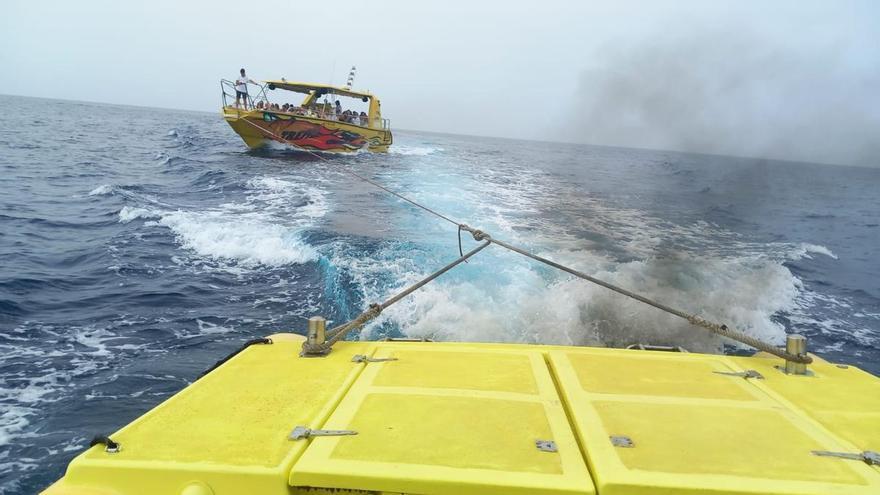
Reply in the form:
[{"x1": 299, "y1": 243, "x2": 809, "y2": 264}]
[{"x1": 3, "y1": 0, "x2": 878, "y2": 166}]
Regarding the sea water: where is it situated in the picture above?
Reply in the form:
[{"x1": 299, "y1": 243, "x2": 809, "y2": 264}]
[{"x1": 1, "y1": 95, "x2": 878, "y2": 493}]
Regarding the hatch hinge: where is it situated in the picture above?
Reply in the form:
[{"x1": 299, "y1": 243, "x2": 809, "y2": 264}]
[
  {"x1": 351, "y1": 354, "x2": 398, "y2": 363},
  {"x1": 713, "y1": 369, "x2": 764, "y2": 379},
  {"x1": 289, "y1": 426, "x2": 358, "y2": 440},
  {"x1": 535, "y1": 439, "x2": 558, "y2": 452},
  {"x1": 812, "y1": 450, "x2": 880, "y2": 466},
  {"x1": 610, "y1": 435, "x2": 634, "y2": 448}
]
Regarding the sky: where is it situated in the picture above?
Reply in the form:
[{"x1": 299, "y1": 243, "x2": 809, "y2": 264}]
[{"x1": 3, "y1": 0, "x2": 879, "y2": 166}]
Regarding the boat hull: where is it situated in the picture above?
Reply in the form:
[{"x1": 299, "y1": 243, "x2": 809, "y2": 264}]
[
  {"x1": 42, "y1": 336, "x2": 880, "y2": 495},
  {"x1": 222, "y1": 107, "x2": 392, "y2": 153}
]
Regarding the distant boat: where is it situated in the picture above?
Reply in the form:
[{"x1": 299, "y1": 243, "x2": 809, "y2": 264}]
[{"x1": 220, "y1": 78, "x2": 393, "y2": 153}]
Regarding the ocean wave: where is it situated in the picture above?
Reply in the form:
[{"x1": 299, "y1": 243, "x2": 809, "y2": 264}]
[
  {"x1": 115, "y1": 175, "x2": 329, "y2": 270},
  {"x1": 342, "y1": 245, "x2": 800, "y2": 353},
  {"x1": 158, "y1": 210, "x2": 318, "y2": 267},
  {"x1": 118, "y1": 206, "x2": 159, "y2": 223}
]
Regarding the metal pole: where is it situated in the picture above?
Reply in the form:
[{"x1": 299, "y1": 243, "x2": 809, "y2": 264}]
[
  {"x1": 784, "y1": 334, "x2": 808, "y2": 375},
  {"x1": 307, "y1": 316, "x2": 326, "y2": 349}
]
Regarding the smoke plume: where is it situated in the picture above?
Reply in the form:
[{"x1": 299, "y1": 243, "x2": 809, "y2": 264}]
[{"x1": 565, "y1": 29, "x2": 880, "y2": 167}]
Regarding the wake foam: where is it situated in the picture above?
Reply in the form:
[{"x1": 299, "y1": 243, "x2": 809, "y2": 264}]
[
  {"x1": 88, "y1": 184, "x2": 113, "y2": 196},
  {"x1": 158, "y1": 210, "x2": 317, "y2": 267},
  {"x1": 322, "y1": 161, "x2": 844, "y2": 354},
  {"x1": 119, "y1": 175, "x2": 328, "y2": 270},
  {"x1": 350, "y1": 247, "x2": 802, "y2": 353},
  {"x1": 118, "y1": 206, "x2": 158, "y2": 223},
  {"x1": 389, "y1": 145, "x2": 443, "y2": 156}
]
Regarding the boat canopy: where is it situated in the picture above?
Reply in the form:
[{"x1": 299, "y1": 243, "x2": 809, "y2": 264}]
[{"x1": 264, "y1": 80, "x2": 373, "y2": 100}]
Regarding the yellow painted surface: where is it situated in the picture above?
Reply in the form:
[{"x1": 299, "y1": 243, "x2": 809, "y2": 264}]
[
  {"x1": 44, "y1": 335, "x2": 372, "y2": 495},
  {"x1": 291, "y1": 344, "x2": 593, "y2": 495},
  {"x1": 550, "y1": 347, "x2": 880, "y2": 495},
  {"x1": 729, "y1": 354, "x2": 880, "y2": 460},
  {"x1": 43, "y1": 338, "x2": 880, "y2": 495}
]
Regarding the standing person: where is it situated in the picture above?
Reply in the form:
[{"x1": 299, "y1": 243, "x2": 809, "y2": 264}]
[
  {"x1": 334, "y1": 100, "x2": 342, "y2": 120},
  {"x1": 235, "y1": 68, "x2": 257, "y2": 109}
]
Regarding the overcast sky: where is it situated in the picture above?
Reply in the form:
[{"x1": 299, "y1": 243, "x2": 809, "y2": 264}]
[{"x1": 3, "y1": 0, "x2": 878, "y2": 166}]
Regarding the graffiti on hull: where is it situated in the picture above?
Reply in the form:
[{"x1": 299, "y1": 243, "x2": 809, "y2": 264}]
[{"x1": 259, "y1": 114, "x2": 367, "y2": 151}]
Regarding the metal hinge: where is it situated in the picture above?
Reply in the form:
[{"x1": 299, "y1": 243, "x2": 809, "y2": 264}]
[
  {"x1": 289, "y1": 426, "x2": 358, "y2": 440},
  {"x1": 812, "y1": 450, "x2": 880, "y2": 465},
  {"x1": 351, "y1": 354, "x2": 398, "y2": 363},
  {"x1": 535, "y1": 439, "x2": 558, "y2": 452},
  {"x1": 713, "y1": 369, "x2": 764, "y2": 379},
  {"x1": 610, "y1": 435, "x2": 634, "y2": 448}
]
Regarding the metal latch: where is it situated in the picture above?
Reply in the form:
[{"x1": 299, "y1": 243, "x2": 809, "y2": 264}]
[
  {"x1": 351, "y1": 354, "x2": 398, "y2": 363},
  {"x1": 812, "y1": 450, "x2": 880, "y2": 466},
  {"x1": 535, "y1": 439, "x2": 557, "y2": 452},
  {"x1": 289, "y1": 426, "x2": 358, "y2": 440},
  {"x1": 610, "y1": 435, "x2": 634, "y2": 448},
  {"x1": 713, "y1": 369, "x2": 764, "y2": 379}
]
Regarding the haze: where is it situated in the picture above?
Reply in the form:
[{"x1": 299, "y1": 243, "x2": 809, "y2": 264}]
[{"x1": 3, "y1": 0, "x2": 878, "y2": 166}]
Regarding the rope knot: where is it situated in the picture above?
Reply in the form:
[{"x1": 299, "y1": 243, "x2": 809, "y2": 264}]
[
  {"x1": 368, "y1": 303, "x2": 382, "y2": 317},
  {"x1": 471, "y1": 229, "x2": 489, "y2": 241}
]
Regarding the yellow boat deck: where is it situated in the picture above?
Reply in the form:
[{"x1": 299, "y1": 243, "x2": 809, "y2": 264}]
[{"x1": 44, "y1": 334, "x2": 880, "y2": 495}]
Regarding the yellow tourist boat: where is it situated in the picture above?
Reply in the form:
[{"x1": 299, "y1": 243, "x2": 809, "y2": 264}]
[
  {"x1": 220, "y1": 78, "x2": 393, "y2": 153},
  {"x1": 42, "y1": 330, "x2": 880, "y2": 495}
]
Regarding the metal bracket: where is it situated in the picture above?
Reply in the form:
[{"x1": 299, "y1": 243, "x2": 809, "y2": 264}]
[
  {"x1": 713, "y1": 369, "x2": 764, "y2": 379},
  {"x1": 351, "y1": 354, "x2": 399, "y2": 363},
  {"x1": 812, "y1": 450, "x2": 880, "y2": 466},
  {"x1": 289, "y1": 426, "x2": 358, "y2": 440},
  {"x1": 610, "y1": 435, "x2": 634, "y2": 448},
  {"x1": 774, "y1": 365, "x2": 815, "y2": 377},
  {"x1": 535, "y1": 440, "x2": 558, "y2": 452}
]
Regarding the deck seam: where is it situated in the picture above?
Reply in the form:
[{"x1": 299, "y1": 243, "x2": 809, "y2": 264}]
[{"x1": 541, "y1": 350, "x2": 600, "y2": 494}]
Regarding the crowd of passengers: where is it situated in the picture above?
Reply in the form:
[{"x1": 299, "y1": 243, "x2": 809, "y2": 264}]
[{"x1": 255, "y1": 99, "x2": 369, "y2": 126}]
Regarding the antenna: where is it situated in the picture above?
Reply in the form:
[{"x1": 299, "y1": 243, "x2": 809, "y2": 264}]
[{"x1": 345, "y1": 66, "x2": 357, "y2": 90}]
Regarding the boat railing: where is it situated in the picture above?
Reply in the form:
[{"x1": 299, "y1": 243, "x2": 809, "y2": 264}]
[{"x1": 220, "y1": 79, "x2": 268, "y2": 109}]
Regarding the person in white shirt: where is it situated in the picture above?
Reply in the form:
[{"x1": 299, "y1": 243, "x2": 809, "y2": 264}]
[{"x1": 235, "y1": 68, "x2": 257, "y2": 109}]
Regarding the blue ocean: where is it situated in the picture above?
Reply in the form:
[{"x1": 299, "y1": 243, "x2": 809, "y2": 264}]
[{"x1": 1, "y1": 95, "x2": 878, "y2": 493}]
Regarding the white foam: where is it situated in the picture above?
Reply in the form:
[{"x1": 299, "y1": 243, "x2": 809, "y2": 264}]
[
  {"x1": 321, "y1": 160, "x2": 841, "y2": 354},
  {"x1": 117, "y1": 175, "x2": 328, "y2": 270},
  {"x1": 787, "y1": 243, "x2": 838, "y2": 260},
  {"x1": 158, "y1": 210, "x2": 317, "y2": 267},
  {"x1": 389, "y1": 145, "x2": 443, "y2": 156},
  {"x1": 118, "y1": 206, "x2": 158, "y2": 223},
  {"x1": 88, "y1": 184, "x2": 113, "y2": 196},
  {"x1": 196, "y1": 319, "x2": 236, "y2": 335}
]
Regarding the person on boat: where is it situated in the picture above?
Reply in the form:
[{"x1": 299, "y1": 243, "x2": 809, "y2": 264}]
[
  {"x1": 234, "y1": 68, "x2": 257, "y2": 109},
  {"x1": 334, "y1": 100, "x2": 342, "y2": 120},
  {"x1": 359, "y1": 111, "x2": 368, "y2": 126}
]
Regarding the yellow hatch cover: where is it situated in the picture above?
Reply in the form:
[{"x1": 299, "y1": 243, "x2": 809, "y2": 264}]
[
  {"x1": 549, "y1": 348, "x2": 880, "y2": 495},
  {"x1": 290, "y1": 344, "x2": 595, "y2": 495}
]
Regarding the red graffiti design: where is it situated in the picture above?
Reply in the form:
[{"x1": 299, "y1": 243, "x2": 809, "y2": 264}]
[{"x1": 260, "y1": 116, "x2": 367, "y2": 151}]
